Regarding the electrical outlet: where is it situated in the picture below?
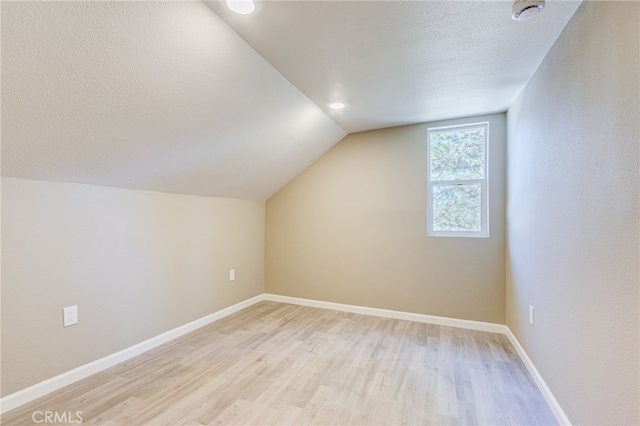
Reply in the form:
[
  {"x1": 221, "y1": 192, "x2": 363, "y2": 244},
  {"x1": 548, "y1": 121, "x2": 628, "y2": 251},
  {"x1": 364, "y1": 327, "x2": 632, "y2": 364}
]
[
  {"x1": 63, "y1": 305, "x2": 78, "y2": 327},
  {"x1": 229, "y1": 269, "x2": 235, "y2": 281},
  {"x1": 529, "y1": 305, "x2": 534, "y2": 326}
]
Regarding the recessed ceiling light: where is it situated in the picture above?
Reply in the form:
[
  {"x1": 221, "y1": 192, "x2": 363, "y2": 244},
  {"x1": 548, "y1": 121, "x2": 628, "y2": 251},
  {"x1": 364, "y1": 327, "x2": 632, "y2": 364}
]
[
  {"x1": 226, "y1": 0, "x2": 255, "y2": 15},
  {"x1": 329, "y1": 102, "x2": 346, "y2": 110}
]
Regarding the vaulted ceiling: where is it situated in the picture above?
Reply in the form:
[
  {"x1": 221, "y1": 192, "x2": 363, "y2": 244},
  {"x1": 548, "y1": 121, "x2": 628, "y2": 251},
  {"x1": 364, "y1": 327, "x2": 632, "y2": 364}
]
[
  {"x1": 206, "y1": 0, "x2": 582, "y2": 133},
  {"x1": 1, "y1": 1, "x2": 581, "y2": 200}
]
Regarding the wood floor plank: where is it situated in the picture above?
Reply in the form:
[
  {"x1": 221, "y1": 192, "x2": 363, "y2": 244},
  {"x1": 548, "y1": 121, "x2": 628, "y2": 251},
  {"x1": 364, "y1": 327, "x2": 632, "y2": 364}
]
[{"x1": 2, "y1": 301, "x2": 557, "y2": 425}]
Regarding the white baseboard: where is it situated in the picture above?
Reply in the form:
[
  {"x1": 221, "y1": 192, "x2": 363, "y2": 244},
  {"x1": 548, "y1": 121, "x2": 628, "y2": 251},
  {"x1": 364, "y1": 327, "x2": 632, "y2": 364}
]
[
  {"x1": 0, "y1": 294, "x2": 265, "y2": 415},
  {"x1": 264, "y1": 293, "x2": 508, "y2": 334},
  {"x1": 2, "y1": 293, "x2": 569, "y2": 426},
  {"x1": 504, "y1": 329, "x2": 571, "y2": 425}
]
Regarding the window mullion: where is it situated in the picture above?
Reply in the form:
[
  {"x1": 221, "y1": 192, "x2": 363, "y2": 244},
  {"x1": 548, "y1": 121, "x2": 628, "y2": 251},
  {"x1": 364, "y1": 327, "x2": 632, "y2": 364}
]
[{"x1": 432, "y1": 179, "x2": 484, "y2": 186}]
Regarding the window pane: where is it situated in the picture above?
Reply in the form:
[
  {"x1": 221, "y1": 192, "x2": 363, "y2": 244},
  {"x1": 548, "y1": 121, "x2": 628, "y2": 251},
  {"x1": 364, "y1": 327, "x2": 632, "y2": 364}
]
[
  {"x1": 432, "y1": 183, "x2": 481, "y2": 232},
  {"x1": 430, "y1": 127, "x2": 485, "y2": 181}
]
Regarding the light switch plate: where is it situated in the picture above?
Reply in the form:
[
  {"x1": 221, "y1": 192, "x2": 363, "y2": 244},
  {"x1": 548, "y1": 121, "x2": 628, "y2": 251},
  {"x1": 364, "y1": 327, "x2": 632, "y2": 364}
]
[{"x1": 229, "y1": 269, "x2": 235, "y2": 281}]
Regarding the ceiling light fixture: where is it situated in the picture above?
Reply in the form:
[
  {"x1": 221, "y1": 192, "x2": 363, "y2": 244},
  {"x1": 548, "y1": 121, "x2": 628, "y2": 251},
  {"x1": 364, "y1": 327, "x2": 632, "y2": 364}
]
[
  {"x1": 512, "y1": 0, "x2": 545, "y2": 21},
  {"x1": 329, "y1": 102, "x2": 346, "y2": 110},
  {"x1": 226, "y1": 0, "x2": 255, "y2": 15}
]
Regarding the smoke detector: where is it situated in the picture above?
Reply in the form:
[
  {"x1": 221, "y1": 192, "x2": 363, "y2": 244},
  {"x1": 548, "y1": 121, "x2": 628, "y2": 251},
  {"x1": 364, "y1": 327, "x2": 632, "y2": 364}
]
[{"x1": 512, "y1": 0, "x2": 545, "y2": 21}]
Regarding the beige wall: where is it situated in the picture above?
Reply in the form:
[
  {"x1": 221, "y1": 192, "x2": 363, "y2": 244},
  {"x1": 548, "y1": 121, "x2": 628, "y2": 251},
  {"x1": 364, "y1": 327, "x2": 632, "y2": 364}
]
[
  {"x1": 266, "y1": 114, "x2": 506, "y2": 323},
  {"x1": 506, "y1": 2, "x2": 639, "y2": 424},
  {"x1": 1, "y1": 178, "x2": 265, "y2": 396}
]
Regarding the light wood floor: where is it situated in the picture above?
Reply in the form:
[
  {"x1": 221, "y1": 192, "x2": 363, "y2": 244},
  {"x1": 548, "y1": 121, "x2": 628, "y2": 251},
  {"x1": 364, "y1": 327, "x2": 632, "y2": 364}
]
[{"x1": 2, "y1": 301, "x2": 557, "y2": 425}]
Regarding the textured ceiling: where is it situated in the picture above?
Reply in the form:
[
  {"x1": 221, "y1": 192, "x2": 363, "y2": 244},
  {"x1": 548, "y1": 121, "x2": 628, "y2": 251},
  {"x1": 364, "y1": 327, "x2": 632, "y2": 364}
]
[
  {"x1": 2, "y1": 1, "x2": 581, "y2": 200},
  {"x1": 206, "y1": 0, "x2": 582, "y2": 133},
  {"x1": 1, "y1": 1, "x2": 346, "y2": 200}
]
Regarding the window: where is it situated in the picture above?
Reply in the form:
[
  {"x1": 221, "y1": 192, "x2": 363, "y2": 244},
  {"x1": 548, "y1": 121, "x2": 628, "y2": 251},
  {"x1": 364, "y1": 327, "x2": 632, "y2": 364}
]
[{"x1": 427, "y1": 122, "x2": 488, "y2": 237}]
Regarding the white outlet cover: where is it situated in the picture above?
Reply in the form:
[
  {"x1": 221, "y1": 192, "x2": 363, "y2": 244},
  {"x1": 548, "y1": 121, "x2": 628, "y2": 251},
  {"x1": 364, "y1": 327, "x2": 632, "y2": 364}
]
[
  {"x1": 529, "y1": 305, "x2": 534, "y2": 326},
  {"x1": 63, "y1": 305, "x2": 78, "y2": 327},
  {"x1": 229, "y1": 269, "x2": 235, "y2": 281}
]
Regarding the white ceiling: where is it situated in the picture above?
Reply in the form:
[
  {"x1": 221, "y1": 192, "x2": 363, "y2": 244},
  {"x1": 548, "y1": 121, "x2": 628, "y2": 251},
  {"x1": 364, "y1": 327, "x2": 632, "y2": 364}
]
[
  {"x1": 206, "y1": 0, "x2": 582, "y2": 133},
  {"x1": 1, "y1": 1, "x2": 346, "y2": 200},
  {"x1": 2, "y1": 1, "x2": 581, "y2": 200}
]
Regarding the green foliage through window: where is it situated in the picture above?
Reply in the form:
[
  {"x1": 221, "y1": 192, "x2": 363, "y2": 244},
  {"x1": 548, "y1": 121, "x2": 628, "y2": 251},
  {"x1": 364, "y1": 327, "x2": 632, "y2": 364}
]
[
  {"x1": 428, "y1": 124, "x2": 488, "y2": 236},
  {"x1": 433, "y1": 184, "x2": 481, "y2": 232},
  {"x1": 430, "y1": 128, "x2": 485, "y2": 181}
]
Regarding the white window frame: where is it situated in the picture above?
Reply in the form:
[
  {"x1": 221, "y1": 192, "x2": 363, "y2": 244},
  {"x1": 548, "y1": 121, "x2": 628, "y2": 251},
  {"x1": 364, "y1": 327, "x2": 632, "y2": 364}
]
[{"x1": 427, "y1": 122, "x2": 489, "y2": 238}]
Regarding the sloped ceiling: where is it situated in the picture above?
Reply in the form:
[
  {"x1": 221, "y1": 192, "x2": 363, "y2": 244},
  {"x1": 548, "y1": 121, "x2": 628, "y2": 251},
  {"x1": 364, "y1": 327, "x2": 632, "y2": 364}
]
[
  {"x1": 206, "y1": 0, "x2": 582, "y2": 133},
  {"x1": 1, "y1": 1, "x2": 346, "y2": 200},
  {"x1": 1, "y1": 1, "x2": 581, "y2": 200}
]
